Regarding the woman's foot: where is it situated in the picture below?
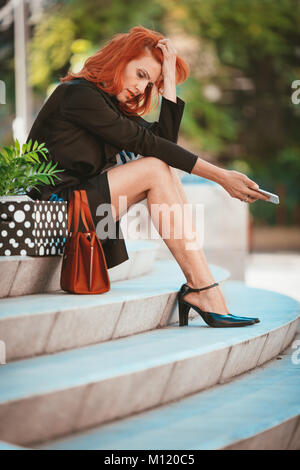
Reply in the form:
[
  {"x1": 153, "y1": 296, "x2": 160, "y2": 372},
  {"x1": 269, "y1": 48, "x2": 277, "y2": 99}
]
[{"x1": 183, "y1": 281, "x2": 230, "y2": 316}]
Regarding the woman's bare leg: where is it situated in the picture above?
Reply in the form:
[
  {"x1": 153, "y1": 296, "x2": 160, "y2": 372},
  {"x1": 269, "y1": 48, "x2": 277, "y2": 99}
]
[
  {"x1": 107, "y1": 157, "x2": 229, "y2": 314},
  {"x1": 170, "y1": 171, "x2": 230, "y2": 314},
  {"x1": 144, "y1": 165, "x2": 229, "y2": 314}
]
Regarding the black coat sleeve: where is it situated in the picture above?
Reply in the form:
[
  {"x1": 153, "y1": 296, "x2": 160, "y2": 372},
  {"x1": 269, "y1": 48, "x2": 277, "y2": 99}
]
[
  {"x1": 132, "y1": 96, "x2": 185, "y2": 144},
  {"x1": 60, "y1": 84, "x2": 198, "y2": 174}
]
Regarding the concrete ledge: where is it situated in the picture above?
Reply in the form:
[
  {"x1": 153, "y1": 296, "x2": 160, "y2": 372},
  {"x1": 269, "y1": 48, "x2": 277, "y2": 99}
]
[
  {"x1": 0, "y1": 261, "x2": 229, "y2": 361},
  {"x1": 0, "y1": 240, "x2": 158, "y2": 298},
  {"x1": 33, "y1": 332, "x2": 300, "y2": 451},
  {"x1": 0, "y1": 440, "x2": 29, "y2": 450},
  {"x1": 223, "y1": 415, "x2": 300, "y2": 450},
  {"x1": 252, "y1": 226, "x2": 300, "y2": 252},
  {"x1": 0, "y1": 283, "x2": 298, "y2": 446}
]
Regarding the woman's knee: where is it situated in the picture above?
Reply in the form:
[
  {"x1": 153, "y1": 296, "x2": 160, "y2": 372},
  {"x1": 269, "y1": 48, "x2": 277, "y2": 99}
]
[{"x1": 144, "y1": 156, "x2": 173, "y2": 185}]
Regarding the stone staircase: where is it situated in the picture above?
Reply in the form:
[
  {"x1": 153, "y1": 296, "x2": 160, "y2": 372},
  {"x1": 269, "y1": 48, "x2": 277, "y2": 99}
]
[
  {"x1": 0, "y1": 240, "x2": 158, "y2": 298},
  {"x1": 0, "y1": 236, "x2": 299, "y2": 450}
]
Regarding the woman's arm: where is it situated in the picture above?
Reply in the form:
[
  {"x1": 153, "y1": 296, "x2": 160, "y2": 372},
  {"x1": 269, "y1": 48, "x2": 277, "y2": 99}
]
[
  {"x1": 61, "y1": 83, "x2": 198, "y2": 174},
  {"x1": 156, "y1": 39, "x2": 268, "y2": 204},
  {"x1": 156, "y1": 39, "x2": 192, "y2": 199},
  {"x1": 134, "y1": 96, "x2": 185, "y2": 143},
  {"x1": 156, "y1": 40, "x2": 194, "y2": 204},
  {"x1": 61, "y1": 83, "x2": 268, "y2": 202},
  {"x1": 156, "y1": 39, "x2": 191, "y2": 200},
  {"x1": 132, "y1": 38, "x2": 181, "y2": 142},
  {"x1": 155, "y1": 38, "x2": 177, "y2": 103}
]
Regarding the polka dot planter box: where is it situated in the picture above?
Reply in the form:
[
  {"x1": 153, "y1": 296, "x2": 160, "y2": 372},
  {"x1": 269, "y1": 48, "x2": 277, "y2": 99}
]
[{"x1": 0, "y1": 197, "x2": 68, "y2": 256}]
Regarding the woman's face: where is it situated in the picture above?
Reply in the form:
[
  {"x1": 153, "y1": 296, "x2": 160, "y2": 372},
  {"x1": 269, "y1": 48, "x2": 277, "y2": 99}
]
[{"x1": 116, "y1": 50, "x2": 162, "y2": 103}]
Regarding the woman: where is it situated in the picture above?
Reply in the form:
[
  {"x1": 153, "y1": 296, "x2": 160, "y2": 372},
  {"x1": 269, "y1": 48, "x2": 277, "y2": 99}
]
[{"x1": 27, "y1": 25, "x2": 268, "y2": 327}]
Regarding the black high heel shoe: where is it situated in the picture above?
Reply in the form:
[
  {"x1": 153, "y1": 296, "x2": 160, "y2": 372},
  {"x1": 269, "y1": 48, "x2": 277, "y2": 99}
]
[{"x1": 177, "y1": 282, "x2": 259, "y2": 328}]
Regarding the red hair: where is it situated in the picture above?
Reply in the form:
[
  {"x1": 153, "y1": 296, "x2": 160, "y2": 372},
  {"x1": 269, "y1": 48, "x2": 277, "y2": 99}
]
[{"x1": 60, "y1": 25, "x2": 190, "y2": 116}]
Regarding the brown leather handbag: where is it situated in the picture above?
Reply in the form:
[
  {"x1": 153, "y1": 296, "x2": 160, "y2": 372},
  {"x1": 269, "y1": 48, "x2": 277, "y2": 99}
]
[{"x1": 60, "y1": 189, "x2": 110, "y2": 294}]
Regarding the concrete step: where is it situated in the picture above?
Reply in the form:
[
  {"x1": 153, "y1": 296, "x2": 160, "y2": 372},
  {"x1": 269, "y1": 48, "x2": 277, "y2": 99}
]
[
  {"x1": 0, "y1": 240, "x2": 158, "y2": 298},
  {"x1": 0, "y1": 282, "x2": 298, "y2": 447},
  {"x1": 0, "y1": 261, "x2": 230, "y2": 362},
  {"x1": 34, "y1": 330, "x2": 300, "y2": 451},
  {"x1": 0, "y1": 440, "x2": 27, "y2": 450}
]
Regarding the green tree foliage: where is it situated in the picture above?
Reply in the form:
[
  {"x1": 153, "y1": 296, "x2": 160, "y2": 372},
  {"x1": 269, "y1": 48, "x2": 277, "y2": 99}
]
[
  {"x1": 29, "y1": 12, "x2": 76, "y2": 89},
  {"x1": 28, "y1": 0, "x2": 165, "y2": 91},
  {"x1": 2, "y1": 0, "x2": 299, "y2": 223},
  {"x1": 173, "y1": 0, "x2": 300, "y2": 224}
]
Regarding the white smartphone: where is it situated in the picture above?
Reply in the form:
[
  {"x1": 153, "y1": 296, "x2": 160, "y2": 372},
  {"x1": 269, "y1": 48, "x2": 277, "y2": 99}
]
[{"x1": 257, "y1": 188, "x2": 280, "y2": 205}]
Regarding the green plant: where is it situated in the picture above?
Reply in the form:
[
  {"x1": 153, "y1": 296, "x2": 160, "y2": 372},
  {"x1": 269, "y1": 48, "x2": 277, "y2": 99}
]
[{"x1": 0, "y1": 139, "x2": 64, "y2": 196}]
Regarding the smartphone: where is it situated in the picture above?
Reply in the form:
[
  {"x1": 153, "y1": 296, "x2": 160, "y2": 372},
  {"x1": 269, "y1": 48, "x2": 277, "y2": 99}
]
[{"x1": 257, "y1": 188, "x2": 280, "y2": 205}]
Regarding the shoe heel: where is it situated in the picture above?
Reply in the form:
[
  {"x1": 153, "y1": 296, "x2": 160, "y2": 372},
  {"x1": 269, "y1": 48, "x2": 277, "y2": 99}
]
[{"x1": 178, "y1": 301, "x2": 190, "y2": 326}]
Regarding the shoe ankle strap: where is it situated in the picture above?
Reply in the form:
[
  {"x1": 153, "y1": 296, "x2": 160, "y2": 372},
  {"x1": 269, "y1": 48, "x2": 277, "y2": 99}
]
[
  {"x1": 179, "y1": 282, "x2": 219, "y2": 299},
  {"x1": 187, "y1": 282, "x2": 219, "y2": 292}
]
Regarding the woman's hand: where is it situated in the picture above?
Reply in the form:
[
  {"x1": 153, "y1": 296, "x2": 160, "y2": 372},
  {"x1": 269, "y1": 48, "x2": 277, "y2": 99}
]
[
  {"x1": 155, "y1": 38, "x2": 177, "y2": 80},
  {"x1": 221, "y1": 169, "x2": 270, "y2": 203},
  {"x1": 155, "y1": 38, "x2": 177, "y2": 102}
]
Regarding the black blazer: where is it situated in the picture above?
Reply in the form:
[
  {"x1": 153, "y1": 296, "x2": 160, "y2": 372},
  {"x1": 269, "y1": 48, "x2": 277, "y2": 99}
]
[
  {"x1": 26, "y1": 78, "x2": 198, "y2": 200},
  {"x1": 26, "y1": 78, "x2": 198, "y2": 268}
]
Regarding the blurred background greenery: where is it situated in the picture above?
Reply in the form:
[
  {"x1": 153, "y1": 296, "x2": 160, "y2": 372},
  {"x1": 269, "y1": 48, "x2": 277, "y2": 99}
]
[{"x1": 1, "y1": 0, "x2": 300, "y2": 229}]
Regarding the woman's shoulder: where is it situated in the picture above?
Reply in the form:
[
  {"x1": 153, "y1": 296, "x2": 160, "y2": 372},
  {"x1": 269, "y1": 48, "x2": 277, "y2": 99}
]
[
  {"x1": 59, "y1": 78, "x2": 119, "y2": 109},
  {"x1": 60, "y1": 78, "x2": 111, "y2": 97}
]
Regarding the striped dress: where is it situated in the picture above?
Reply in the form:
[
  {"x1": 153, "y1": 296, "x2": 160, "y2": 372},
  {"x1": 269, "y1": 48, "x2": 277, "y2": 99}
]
[{"x1": 101, "y1": 150, "x2": 143, "y2": 173}]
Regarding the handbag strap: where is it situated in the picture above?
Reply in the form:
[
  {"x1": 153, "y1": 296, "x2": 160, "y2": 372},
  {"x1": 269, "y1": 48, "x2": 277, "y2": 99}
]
[
  {"x1": 67, "y1": 189, "x2": 96, "y2": 234},
  {"x1": 79, "y1": 190, "x2": 96, "y2": 232},
  {"x1": 67, "y1": 190, "x2": 80, "y2": 234}
]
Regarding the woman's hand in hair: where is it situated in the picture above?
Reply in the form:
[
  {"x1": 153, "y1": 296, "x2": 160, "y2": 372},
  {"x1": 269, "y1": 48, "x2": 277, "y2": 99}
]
[
  {"x1": 156, "y1": 38, "x2": 177, "y2": 102},
  {"x1": 155, "y1": 38, "x2": 177, "y2": 80}
]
